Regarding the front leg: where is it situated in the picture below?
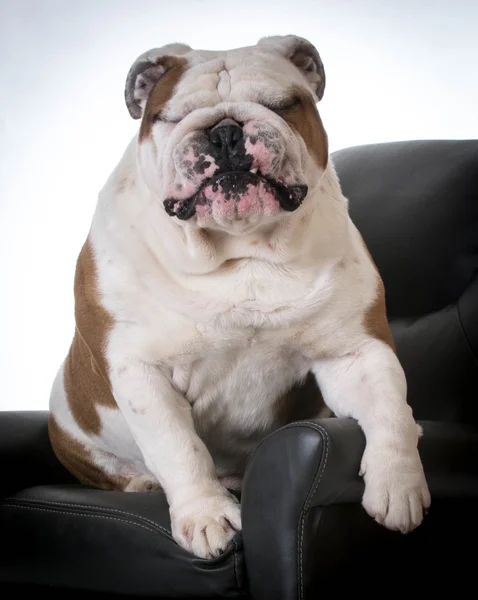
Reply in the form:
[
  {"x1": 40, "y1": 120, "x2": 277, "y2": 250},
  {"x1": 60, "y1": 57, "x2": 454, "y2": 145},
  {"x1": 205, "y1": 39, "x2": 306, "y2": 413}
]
[
  {"x1": 313, "y1": 340, "x2": 430, "y2": 532},
  {"x1": 109, "y1": 358, "x2": 241, "y2": 559}
]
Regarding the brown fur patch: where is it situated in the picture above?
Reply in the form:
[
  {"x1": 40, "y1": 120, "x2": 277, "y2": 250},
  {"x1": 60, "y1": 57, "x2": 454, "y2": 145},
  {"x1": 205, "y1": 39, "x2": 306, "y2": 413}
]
[
  {"x1": 48, "y1": 416, "x2": 128, "y2": 490},
  {"x1": 275, "y1": 372, "x2": 333, "y2": 424},
  {"x1": 63, "y1": 239, "x2": 117, "y2": 436},
  {"x1": 139, "y1": 56, "x2": 188, "y2": 142},
  {"x1": 360, "y1": 238, "x2": 396, "y2": 350},
  {"x1": 282, "y1": 87, "x2": 328, "y2": 170}
]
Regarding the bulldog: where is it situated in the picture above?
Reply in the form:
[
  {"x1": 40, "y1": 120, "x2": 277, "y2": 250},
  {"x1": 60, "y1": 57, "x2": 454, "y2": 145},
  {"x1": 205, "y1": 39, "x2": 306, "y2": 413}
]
[{"x1": 49, "y1": 35, "x2": 430, "y2": 559}]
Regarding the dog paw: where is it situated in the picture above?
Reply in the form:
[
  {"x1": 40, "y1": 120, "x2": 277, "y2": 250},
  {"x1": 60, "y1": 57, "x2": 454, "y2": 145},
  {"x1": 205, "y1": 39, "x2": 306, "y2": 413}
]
[
  {"x1": 360, "y1": 446, "x2": 431, "y2": 534},
  {"x1": 170, "y1": 489, "x2": 242, "y2": 559}
]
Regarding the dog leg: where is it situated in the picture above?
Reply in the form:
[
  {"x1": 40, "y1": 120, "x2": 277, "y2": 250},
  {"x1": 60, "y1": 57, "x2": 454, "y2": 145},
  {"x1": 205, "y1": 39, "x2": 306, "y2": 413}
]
[
  {"x1": 108, "y1": 359, "x2": 241, "y2": 559},
  {"x1": 313, "y1": 340, "x2": 430, "y2": 533}
]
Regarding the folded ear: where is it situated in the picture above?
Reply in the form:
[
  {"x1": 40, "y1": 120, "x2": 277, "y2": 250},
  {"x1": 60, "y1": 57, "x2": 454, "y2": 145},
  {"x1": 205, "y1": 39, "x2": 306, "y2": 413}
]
[
  {"x1": 125, "y1": 43, "x2": 192, "y2": 119},
  {"x1": 257, "y1": 35, "x2": 325, "y2": 101}
]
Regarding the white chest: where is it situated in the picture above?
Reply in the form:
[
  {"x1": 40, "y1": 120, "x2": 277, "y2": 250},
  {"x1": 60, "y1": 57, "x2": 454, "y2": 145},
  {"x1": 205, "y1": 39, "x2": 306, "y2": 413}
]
[{"x1": 169, "y1": 325, "x2": 312, "y2": 475}]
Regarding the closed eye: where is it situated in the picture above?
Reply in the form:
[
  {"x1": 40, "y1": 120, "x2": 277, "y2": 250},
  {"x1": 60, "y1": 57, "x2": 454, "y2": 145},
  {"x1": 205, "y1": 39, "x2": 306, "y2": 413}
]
[{"x1": 263, "y1": 96, "x2": 303, "y2": 114}]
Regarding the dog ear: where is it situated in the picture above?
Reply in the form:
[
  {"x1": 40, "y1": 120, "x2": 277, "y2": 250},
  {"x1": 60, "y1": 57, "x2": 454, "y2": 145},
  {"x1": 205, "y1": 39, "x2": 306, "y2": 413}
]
[
  {"x1": 125, "y1": 43, "x2": 192, "y2": 119},
  {"x1": 257, "y1": 35, "x2": 325, "y2": 101}
]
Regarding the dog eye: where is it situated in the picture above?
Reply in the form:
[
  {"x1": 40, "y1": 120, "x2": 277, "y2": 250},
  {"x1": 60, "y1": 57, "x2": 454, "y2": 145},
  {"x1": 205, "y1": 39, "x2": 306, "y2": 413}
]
[
  {"x1": 281, "y1": 97, "x2": 303, "y2": 111},
  {"x1": 266, "y1": 96, "x2": 302, "y2": 114}
]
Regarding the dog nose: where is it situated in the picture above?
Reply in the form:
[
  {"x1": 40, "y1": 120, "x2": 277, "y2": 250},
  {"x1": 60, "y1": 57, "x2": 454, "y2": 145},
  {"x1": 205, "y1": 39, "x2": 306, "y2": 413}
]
[{"x1": 210, "y1": 122, "x2": 243, "y2": 153}]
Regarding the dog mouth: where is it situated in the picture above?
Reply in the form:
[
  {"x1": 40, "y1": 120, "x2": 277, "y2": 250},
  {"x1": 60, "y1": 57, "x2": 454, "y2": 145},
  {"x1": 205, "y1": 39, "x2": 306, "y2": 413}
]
[{"x1": 164, "y1": 171, "x2": 308, "y2": 221}]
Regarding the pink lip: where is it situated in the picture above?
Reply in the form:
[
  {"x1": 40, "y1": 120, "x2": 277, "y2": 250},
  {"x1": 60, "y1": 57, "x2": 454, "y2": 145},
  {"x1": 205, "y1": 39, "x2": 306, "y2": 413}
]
[{"x1": 163, "y1": 172, "x2": 308, "y2": 221}]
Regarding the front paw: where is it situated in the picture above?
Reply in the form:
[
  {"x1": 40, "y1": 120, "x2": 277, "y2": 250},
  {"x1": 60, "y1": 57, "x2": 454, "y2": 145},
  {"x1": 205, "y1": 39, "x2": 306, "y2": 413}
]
[
  {"x1": 170, "y1": 487, "x2": 242, "y2": 559},
  {"x1": 360, "y1": 446, "x2": 431, "y2": 533}
]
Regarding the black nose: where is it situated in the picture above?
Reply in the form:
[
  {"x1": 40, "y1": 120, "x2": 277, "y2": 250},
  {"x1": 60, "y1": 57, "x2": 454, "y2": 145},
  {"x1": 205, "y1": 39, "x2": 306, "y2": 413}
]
[
  {"x1": 210, "y1": 124, "x2": 243, "y2": 154},
  {"x1": 208, "y1": 120, "x2": 251, "y2": 173}
]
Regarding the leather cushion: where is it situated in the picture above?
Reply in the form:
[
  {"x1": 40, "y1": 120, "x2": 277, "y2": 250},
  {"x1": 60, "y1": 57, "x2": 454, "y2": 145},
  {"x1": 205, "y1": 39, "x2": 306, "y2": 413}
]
[
  {"x1": 0, "y1": 485, "x2": 246, "y2": 598},
  {"x1": 334, "y1": 139, "x2": 478, "y2": 319}
]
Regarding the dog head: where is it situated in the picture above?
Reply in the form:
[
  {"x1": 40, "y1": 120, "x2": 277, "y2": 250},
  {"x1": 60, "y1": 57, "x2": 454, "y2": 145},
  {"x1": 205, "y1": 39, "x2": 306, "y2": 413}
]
[{"x1": 125, "y1": 35, "x2": 328, "y2": 235}]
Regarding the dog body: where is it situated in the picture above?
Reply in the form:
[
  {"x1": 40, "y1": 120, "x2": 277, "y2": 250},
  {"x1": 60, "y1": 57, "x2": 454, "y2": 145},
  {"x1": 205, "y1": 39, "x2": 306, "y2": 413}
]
[{"x1": 49, "y1": 36, "x2": 430, "y2": 559}]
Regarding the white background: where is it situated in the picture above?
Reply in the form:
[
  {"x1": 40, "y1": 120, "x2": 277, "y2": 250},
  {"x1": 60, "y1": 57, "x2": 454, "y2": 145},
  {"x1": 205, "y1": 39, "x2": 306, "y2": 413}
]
[{"x1": 1, "y1": 0, "x2": 477, "y2": 410}]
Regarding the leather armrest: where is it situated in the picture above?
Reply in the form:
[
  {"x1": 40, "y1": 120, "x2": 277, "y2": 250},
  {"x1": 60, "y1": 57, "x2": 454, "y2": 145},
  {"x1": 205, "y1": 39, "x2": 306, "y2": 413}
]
[
  {"x1": 241, "y1": 418, "x2": 478, "y2": 599},
  {"x1": 0, "y1": 411, "x2": 76, "y2": 497}
]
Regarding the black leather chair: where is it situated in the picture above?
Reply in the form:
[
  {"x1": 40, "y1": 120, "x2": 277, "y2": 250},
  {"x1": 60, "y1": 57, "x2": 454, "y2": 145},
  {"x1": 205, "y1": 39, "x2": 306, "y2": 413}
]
[{"x1": 2, "y1": 140, "x2": 477, "y2": 599}]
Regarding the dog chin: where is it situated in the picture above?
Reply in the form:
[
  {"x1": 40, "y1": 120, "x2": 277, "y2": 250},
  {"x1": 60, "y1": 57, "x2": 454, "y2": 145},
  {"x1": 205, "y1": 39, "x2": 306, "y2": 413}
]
[{"x1": 163, "y1": 172, "x2": 308, "y2": 230}]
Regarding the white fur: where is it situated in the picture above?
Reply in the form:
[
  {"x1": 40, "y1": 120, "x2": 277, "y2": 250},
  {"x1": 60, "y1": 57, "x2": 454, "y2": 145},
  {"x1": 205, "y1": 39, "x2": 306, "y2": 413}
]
[{"x1": 50, "y1": 39, "x2": 430, "y2": 559}]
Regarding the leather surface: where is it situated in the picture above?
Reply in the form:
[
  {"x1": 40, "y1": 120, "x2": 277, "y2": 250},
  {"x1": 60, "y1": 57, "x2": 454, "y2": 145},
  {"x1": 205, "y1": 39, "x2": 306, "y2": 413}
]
[
  {"x1": 0, "y1": 412, "x2": 246, "y2": 598},
  {"x1": 242, "y1": 418, "x2": 478, "y2": 600},
  {"x1": 0, "y1": 585, "x2": 207, "y2": 600},
  {"x1": 301, "y1": 499, "x2": 477, "y2": 594},
  {"x1": 1, "y1": 410, "x2": 77, "y2": 498},
  {"x1": 0, "y1": 484, "x2": 246, "y2": 598},
  {"x1": 334, "y1": 140, "x2": 478, "y2": 425}
]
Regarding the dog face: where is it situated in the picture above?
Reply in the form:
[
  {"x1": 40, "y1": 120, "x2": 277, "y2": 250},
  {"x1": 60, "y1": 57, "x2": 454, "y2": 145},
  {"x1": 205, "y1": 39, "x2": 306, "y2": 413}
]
[{"x1": 125, "y1": 36, "x2": 328, "y2": 235}]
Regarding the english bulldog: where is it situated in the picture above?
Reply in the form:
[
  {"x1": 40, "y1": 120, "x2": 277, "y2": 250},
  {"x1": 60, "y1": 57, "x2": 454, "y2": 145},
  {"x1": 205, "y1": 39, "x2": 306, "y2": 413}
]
[{"x1": 49, "y1": 35, "x2": 430, "y2": 559}]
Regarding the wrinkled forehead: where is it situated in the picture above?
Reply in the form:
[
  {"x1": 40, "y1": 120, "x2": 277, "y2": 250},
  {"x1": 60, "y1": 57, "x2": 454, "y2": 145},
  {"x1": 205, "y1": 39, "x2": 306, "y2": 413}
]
[{"x1": 169, "y1": 46, "x2": 310, "y2": 110}]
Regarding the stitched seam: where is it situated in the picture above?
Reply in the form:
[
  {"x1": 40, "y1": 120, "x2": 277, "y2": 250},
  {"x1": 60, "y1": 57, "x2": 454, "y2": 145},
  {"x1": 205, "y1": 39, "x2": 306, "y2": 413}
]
[
  {"x1": 302, "y1": 424, "x2": 330, "y2": 510},
  {"x1": 233, "y1": 541, "x2": 239, "y2": 592},
  {"x1": 256, "y1": 421, "x2": 331, "y2": 600},
  {"x1": 232, "y1": 540, "x2": 244, "y2": 595},
  {"x1": 243, "y1": 419, "x2": 331, "y2": 600},
  {"x1": 2, "y1": 503, "x2": 166, "y2": 538},
  {"x1": 5, "y1": 498, "x2": 171, "y2": 537},
  {"x1": 292, "y1": 422, "x2": 330, "y2": 600},
  {"x1": 4, "y1": 502, "x2": 247, "y2": 589},
  {"x1": 4, "y1": 497, "x2": 172, "y2": 538},
  {"x1": 249, "y1": 419, "x2": 326, "y2": 458},
  {"x1": 298, "y1": 503, "x2": 326, "y2": 594}
]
